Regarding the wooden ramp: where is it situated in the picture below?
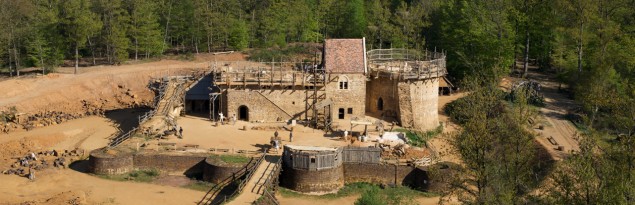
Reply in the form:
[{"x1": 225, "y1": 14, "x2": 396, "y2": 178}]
[{"x1": 228, "y1": 155, "x2": 281, "y2": 205}]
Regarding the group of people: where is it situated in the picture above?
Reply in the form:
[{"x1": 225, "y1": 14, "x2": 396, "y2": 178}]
[{"x1": 217, "y1": 112, "x2": 237, "y2": 125}]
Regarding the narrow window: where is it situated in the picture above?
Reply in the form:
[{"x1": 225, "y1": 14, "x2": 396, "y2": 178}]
[
  {"x1": 338, "y1": 76, "x2": 349, "y2": 89},
  {"x1": 347, "y1": 108, "x2": 353, "y2": 114},
  {"x1": 310, "y1": 157, "x2": 316, "y2": 163},
  {"x1": 338, "y1": 108, "x2": 345, "y2": 119}
]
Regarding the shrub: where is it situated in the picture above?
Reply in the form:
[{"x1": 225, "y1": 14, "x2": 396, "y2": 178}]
[{"x1": 354, "y1": 186, "x2": 384, "y2": 205}]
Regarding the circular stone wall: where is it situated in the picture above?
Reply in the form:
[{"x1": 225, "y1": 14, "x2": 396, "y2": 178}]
[
  {"x1": 281, "y1": 166, "x2": 344, "y2": 193},
  {"x1": 203, "y1": 157, "x2": 248, "y2": 183},
  {"x1": 399, "y1": 78, "x2": 439, "y2": 131},
  {"x1": 89, "y1": 148, "x2": 134, "y2": 175}
]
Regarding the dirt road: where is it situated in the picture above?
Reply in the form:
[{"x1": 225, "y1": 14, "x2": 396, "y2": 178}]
[{"x1": 525, "y1": 69, "x2": 580, "y2": 160}]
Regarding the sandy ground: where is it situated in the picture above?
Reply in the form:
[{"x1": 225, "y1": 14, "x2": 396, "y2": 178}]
[
  {"x1": 170, "y1": 116, "x2": 355, "y2": 152},
  {"x1": 0, "y1": 53, "x2": 246, "y2": 116},
  {"x1": 427, "y1": 93, "x2": 466, "y2": 164},
  {"x1": 0, "y1": 116, "x2": 116, "y2": 165},
  {"x1": 524, "y1": 69, "x2": 580, "y2": 160},
  {"x1": 0, "y1": 168, "x2": 204, "y2": 205},
  {"x1": 503, "y1": 64, "x2": 580, "y2": 160}
]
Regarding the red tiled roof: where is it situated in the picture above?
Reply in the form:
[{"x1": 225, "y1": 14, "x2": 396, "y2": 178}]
[{"x1": 324, "y1": 39, "x2": 365, "y2": 73}]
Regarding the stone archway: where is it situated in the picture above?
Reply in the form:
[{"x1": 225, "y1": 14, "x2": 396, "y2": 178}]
[
  {"x1": 377, "y1": 97, "x2": 384, "y2": 111},
  {"x1": 238, "y1": 105, "x2": 249, "y2": 121}
]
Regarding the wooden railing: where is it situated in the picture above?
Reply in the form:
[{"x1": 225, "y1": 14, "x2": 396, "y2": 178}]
[
  {"x1": 198, "y1": 150, "x2": 268, "y2": 205},
  {"x1": 253, "y1": 157, "x2": 282, "y2": 205}
]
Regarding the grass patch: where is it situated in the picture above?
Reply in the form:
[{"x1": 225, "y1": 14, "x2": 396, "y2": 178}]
[
  {"x1": 279, "y1": 182, "x2": 436, "y2": 201},
  {"x1": 98, "y1": 169, "x2": 159, "y2": 183},
  {"x1": 394, "y1": 125, "x2": 443, "y2": 147},
  {"x1": 210, "y1": 154, "x2": 251, "y2": 164},
  {"x1": 182, "y1": 181, "x2": 216, "y2": 192}
]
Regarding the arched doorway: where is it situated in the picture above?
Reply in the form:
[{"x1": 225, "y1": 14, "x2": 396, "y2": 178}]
[
  {"x1": 238, "y1": 105, "x2": 249, "y2": 121},
  {"x1": 377, "y1": 97, "x2": 384, "y2": 111}
]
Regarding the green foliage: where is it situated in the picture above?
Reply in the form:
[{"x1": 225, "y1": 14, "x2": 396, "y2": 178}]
[
  {"x1": 247, "y1": 44, "x2": 317, "y2": 62},
  {"x1": 99, "y1": 169, "x2": 159, "y2": 182},
  {"x1": 395, "y1": 125, "x2": 443, "y2": 148},
  {"x1": 355, "y1": 186, "x2": 383, "y2": 205},
  {"x1": 228, "y1": 20, "x2": 249, "y2": 51},
  {"x1": 340, "y1": 0, "x2": 366, "y2": 38},
  {"x1": 442, "y1": 84, "x2": 542, "y2": 204},
  {"x1": 182, "y1": 181, "x2": 216, "y2": 192},
  {"x1": 209, "y1": 154, "x2": 250, "y2": 164}
]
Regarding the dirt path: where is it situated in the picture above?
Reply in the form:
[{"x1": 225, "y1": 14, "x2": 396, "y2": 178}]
[
  {"x1": 427, "y1": 93, "x2": 466, "y2": 165},
  {"x1": 525, "y1": 69, "x2": 580, "y2": 160}
]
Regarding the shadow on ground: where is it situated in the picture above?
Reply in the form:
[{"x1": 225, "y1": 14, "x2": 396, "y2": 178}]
[{"x1": 105, "y1": 107, "x2": 152, "y2": 133}]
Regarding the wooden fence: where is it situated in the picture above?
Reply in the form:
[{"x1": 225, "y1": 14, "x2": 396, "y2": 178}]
[{"x1": 341, "y1": 147, "x2": 381, "y2": 164}]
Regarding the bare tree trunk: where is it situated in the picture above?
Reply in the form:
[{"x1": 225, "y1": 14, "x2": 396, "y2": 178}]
[
  {"x1": 8, "y1": 47, "x2": 12, "y2": 77},
  {"x1": 577, "y1": 22, "x2": 583, "y2": 72},
  {"x1": 523, "y1": 26, "x2": 530, "y2": 78},
  {"x1": 75, "y1": 44, "x2": 79, "y2": 74},
  {"x1": 163, "y1": 1, "x2": 173, "y2": 52},
  {"x1": 13, "y1": 41, "x2": 20, "y2": 77},
  {"x1": 134, "y1": 38, "x2": 138, "y2": 61},
  {"x1": 88, "y1": 37, "x2": 96, "y2": 65},
  {"x1": 106, "y1": 44, "x2": 111, "y2": 64},
  {"x1": 39, "y1": 44, "x2": 45, "y2": 75}
]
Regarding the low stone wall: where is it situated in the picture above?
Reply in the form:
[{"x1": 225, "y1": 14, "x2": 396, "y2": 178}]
[
  {"x1": 88, "y1": 150, "x2": 250, "y2": 182},
  {"x1": 280, "y1": 162, "x2": 430, "y2": 193},
  {"x1": 280, "y1": 166, "x2": 345, "y2": 193},
  {"x1": 203, "y1": 158, "x2": 247, "y2": 183},
  {"x1": 89, "y1": 149, "x2": 134, "y2": 175},
  {"x1": 133, "y1": 152, "x2": 208, "y2": 176},
  {"x1": 343, "y1": 163, "x2": 429, "y2": 189}
]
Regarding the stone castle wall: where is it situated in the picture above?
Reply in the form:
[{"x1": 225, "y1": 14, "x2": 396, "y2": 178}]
[
  {"x1": 88, "y1": 150, "x2": 248, "y2": 183},
  {"x1": 343, "y1": 163, "x2": 429, "y2": 190},
  {"x1": 369, "y1": 77, "x2": 439, "y2": 131},
  {"x1": 280, "y1": 162, "x2": 430, "y2": 194},
  {"x1": 203, "y1": 158, "x2": 247, "y2": 183},
  {"x1": 403, "y1": 78, "x2": 439, "y2": 131},
  {"x1": 280, "y1": 166, "x2": 345, "y2": 193},
  {"x1": 133, "y1": 152, "x2": 208, "y2": 176},
  {"x1": 225, "y1": 89, "x2": 302, "y2": 122},
  {"x1": 366, "y1": 77, "x2": 400, "y2": 119},
  {"x1": 326, "y1": 74, "x2": 367, "y2": 127},
  {"x1": 89, "y1": 149, "x2": 134, "y2": 175}
]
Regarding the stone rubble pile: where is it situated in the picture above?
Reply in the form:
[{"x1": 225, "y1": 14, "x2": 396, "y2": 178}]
[{"x1": 2, "y1": 149, "x2": 84, "y2": 179}]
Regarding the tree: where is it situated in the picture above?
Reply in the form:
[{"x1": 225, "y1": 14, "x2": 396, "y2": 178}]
[
  {"x1": 28, "y1": 0, "x2": 64, "y2": 74},
  {"x1": 442, "y1": 81, "x2": 539, "y2": 204},
  {"x1": 126, "y1": 0, "x2": 163, "y2": 60},
  {"x1": 0, "y1": 0, "x2": 35, "y2": 76},
  {"x1": 228, "y1": 19, "x2": 249, "y2": 51},
  {"x1": 93, "y1": 0, "x2": 130, "y2": 64},
  {"x1": 58, "y1": 0, "x2": 102, "y2": 74},
  {"x1": 341, "y1": 0, "x2": 366, "y2": 38}
]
